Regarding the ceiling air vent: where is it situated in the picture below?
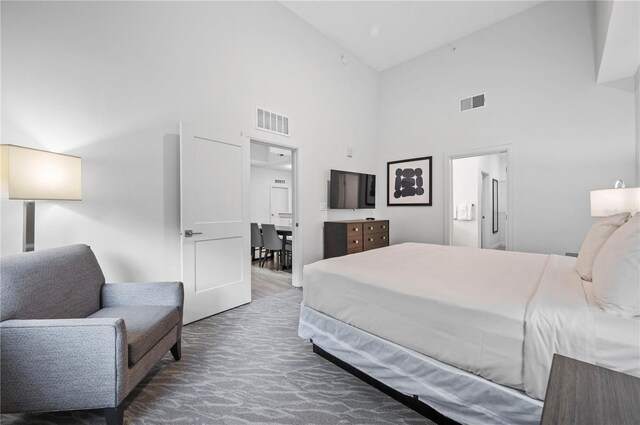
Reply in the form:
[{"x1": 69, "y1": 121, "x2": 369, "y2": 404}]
[
  {"x1": 460, "y1": 93, "x2": 486, "y2": 112},
  {"x1": 257, "y1": 107, "x2": 289, "y2": 136}
]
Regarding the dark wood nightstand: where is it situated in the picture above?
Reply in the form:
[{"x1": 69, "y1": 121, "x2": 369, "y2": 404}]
[{"x1": 540, "y1": 354, "x2": 640, "y2": 425}]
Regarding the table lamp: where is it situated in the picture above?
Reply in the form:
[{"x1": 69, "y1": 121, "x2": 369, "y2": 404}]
[
  {"x1": 590, "y1": 180, "x2": 640, "y2": 217},
  {"x1": 1, "y1": 144, "x2": 82, "y2": 252}
]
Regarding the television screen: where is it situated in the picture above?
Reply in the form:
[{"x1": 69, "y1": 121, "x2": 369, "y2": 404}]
[{"x1": 330, "y1": 170, "x2": 376, "y2": 209}]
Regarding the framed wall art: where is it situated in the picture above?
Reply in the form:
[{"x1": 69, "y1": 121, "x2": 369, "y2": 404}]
[{"x1": 387, "y1": 156, "x2": 432, "y2": 206}]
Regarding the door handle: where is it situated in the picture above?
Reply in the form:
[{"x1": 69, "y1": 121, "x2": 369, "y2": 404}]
[{"x1": 184, "y1": 230, "x2": 203, "y2": 237}]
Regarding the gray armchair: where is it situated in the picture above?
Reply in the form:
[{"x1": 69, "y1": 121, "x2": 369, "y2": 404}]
[{"x1": 0, "y1": 244, "x2": 184, "y2": 425}]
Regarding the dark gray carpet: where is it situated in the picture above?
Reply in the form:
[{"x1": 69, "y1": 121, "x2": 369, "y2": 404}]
[{"x1": 1, "y1": 288, "x2": 430, "y2": 424}]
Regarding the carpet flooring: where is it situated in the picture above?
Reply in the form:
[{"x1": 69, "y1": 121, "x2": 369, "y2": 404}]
[{"x1": 1, "y1": 288, "x2": 430, "y2": 425}]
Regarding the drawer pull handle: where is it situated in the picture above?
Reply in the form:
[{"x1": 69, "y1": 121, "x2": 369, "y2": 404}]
[
  {"x1": 382, "y1": 236, "x2": 386, "y2": 240},
  {"x1": 382, "y1": 225, "x2": 386, "y2": 229},
  {"x1": 368, "y1": 238, "x2": 373, "y2": 242},
  {"x1": 368, "y1": 227, "x2": 374, "y2": 230},
  {"x1": 354, "y1": 228, "x2": 359, "y2": 232}
]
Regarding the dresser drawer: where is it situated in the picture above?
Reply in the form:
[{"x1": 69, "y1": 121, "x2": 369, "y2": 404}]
[
  {"x1": 364, "y1": 233, "x2": 388, "y2": 250},
  {"x1": 347, "y1": 223, "x2": 363, "y2": 236},
  {"x1": 324, "y1": 220, "x2": 389, "y2": 259},
  {"x1": 347, "y1": 236, "x2": 363, "y2": 253},
  {"x1": 363, "y1": 221, "x2": 389, "y2": 235}
]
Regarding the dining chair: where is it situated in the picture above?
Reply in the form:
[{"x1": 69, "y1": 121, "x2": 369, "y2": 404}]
[
  {"x1": 250, "y1": 223, "x2": 265, "y2": 266},
  {"x1": 283, "y1": 240, "x2": 292, "y2": 270},
  {"x1": 261, "y1": 224, "x2": 284, "y2": 269}
]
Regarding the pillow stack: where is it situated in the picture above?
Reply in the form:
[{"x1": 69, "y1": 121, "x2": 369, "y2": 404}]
[
  {"x1": 591, "y1": 213, "x2": 640, "y2": 317},
  {"x1": 574, "y1": 212, "x2": 630, "y2": 281}
]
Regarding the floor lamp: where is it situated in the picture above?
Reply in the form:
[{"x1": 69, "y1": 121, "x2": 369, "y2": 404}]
[{"x1": 1, "y1": 144, "x2": 82, "y2": 252}]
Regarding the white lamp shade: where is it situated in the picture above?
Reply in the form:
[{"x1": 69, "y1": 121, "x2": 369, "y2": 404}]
[
  {"x1": 590, "y1": 187, "x2": 640, "y2": 217},
  {"x1": 1, "y1": 144, "x2": 82, "y2": 200}
]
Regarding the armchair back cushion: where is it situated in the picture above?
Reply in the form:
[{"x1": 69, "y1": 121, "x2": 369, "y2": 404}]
[{"x1": 1, "y1": 244, "x2": 105, "y2": 321}]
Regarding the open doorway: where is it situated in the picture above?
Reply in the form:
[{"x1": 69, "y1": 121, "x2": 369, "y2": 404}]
[
  {"x1": 447, "y1": 147, "x2": 511, "y2": 250},
  {"x1": 249, "y1": 141, "x2": 296, "y2": 299}
]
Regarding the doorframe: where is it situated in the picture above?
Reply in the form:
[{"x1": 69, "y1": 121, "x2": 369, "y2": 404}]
[
  {"x1": 479, "y1": 171, "x2": 490, "y2": 249},
  {"x1": 444, "y1": 144, "x2": 514, "y2": 250},
  {"x1": 242, "y1": 130, "x2": 303, "y2": 288}
]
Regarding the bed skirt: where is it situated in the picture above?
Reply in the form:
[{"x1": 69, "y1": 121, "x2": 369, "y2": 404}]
[{"x1": 299, "y1": 304, "x2": 543, "y2": 425}]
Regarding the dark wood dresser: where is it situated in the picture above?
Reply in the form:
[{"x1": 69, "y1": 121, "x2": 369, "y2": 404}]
[
  {"x1": 540, "y1": 354, "x2": 640, "y2": 425},
  {"x1": 323, "y1": 220, "x2": 389, "y2": 259}
]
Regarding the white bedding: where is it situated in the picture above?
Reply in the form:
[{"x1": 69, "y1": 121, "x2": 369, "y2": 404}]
[
  {"x1": 586, "y1": 281, "x2": 640, "y2": 377},
  {"x1": 522, "y1": 254, "x2": 640, "y2": 399},
  {"x1": 302, "y1": 242, "x2": 640, "y2": 402},
  {"x1": 303, "y1": 242, "x2": 548, "y2": 391},
  {"x1": 523, "y1": 254, "x2": 595, "y2": 399},
  {"x1": 299, "y1": 304, "x2": 544, "y2": 425}
]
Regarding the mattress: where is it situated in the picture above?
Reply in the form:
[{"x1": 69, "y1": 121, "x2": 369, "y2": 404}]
[
  {"x1": 299, "y1": 304, "x2": 543, "y2": 425},
  {"x1": 303, "y1": 242, "x2": 549, "y2": 391}
]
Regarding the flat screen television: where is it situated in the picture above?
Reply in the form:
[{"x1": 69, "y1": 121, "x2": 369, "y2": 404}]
[{"x1": 330, "y1": 169, "x2": 376, "y2": 209}]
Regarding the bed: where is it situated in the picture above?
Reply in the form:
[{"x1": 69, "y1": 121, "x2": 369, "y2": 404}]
[{"x1": 298, "y1": 242, "x2": 640, "y2": 425}]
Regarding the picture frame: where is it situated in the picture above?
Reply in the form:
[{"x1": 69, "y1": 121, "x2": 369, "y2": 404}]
[
  {"x1": 387, "y1": 156, "x2": 432, "y2": 206},
  {"x1": 492, "y1": 178, "x2": 499, "y2": 234}
]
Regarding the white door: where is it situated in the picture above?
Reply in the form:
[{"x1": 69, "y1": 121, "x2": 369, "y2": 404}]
[
  {"x1": 180, "y1": 123, "x2": 251, "y2": 324},
  {"x1": 270, "y1": 186, "x2": 289, "y2": 225}
]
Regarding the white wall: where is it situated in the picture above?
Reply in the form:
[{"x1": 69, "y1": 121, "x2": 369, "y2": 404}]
[
  {"x1": 1, "y1": 1, "x2": 378, "y2": 281},
  {"x1": 376, "y1": 1, "x2": 636, "y2": 255},
  {"x1": 250, "y1": 167, "x2": 292, "y2": 225},
  {"x1": 595, "y1": 0, "x2": 615, "y2": 81},
  {"x1": 595, "y1": 0, "x2": 640, "y2": 85},
  {"x1": 636, "y1": 68, "x2": 640, "y2": 185}
]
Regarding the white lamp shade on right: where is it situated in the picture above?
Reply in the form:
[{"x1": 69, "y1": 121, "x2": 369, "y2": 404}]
[
  {"x1": 590, "y1": 187, "x2": 640, "y2": 217},
  {"x1": 1, "y1": 144, "x2": 82, "y2": 201}
]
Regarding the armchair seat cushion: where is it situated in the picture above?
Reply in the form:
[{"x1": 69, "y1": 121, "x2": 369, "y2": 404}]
[{"x1": 88, "y1": 306, "x2": 179, "y2": 366}]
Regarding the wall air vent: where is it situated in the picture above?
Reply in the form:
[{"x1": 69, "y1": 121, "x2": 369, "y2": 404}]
[
  {"x1": 275, "y1": 179, "x2": 286, "y2": 184},
  {"x1": 257, "y1": 107, "x2": 289, "y2": 136},
  {"x1": 460, "y1": 93, "x2": 486, "y2": 112}
]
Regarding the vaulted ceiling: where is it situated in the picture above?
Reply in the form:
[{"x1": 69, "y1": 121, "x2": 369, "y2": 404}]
[{"x1": 282, "y1": 1, "x2": 543, "y2": 71}]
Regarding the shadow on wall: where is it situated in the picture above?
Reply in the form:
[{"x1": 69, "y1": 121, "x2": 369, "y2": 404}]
[
  {"x1": 1, "y1": 126, "x2": 183, "y2": 283},
  {"x1": 163, "y1": 132, "x2": 181, "y2": 276}
]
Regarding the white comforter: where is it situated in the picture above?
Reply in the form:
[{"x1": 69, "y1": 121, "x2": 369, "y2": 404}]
[
  {"x1": 302, "y1": 243, "x2": 640, "y2": 400},
  {"x1": 525, "y1": 254, "x2": 640, "y2": 399},
  {"x1": 523, "y1": 254, "x2": 594, "y2": 399}
]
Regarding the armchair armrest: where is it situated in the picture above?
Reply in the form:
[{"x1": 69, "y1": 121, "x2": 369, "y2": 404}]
[
  {"x1": 102, "y1": 282, "x2": 184, "y2": 337},
  {"x1": 0, "y1": 318, "x2": 127, "y2": 413},
  {"x1": 101, "y1": 282, "x2": 184, "y2": 309}
]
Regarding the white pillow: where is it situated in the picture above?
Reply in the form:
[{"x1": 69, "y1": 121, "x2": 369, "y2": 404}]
[
  {"x1": 574, "y1": 212, "x2": 630, "y2": 281},
  {"x1": 592, "y1": 213, "x2": 640, "y2": 317}
]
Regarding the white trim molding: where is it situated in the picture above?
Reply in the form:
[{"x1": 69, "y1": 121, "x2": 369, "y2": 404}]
[
  {"x1": 243, "y1": 130, "x2": 303, "y2": 288},
  {"x1": 444, "y1": 144, "x2": 514, "y2": 251}
]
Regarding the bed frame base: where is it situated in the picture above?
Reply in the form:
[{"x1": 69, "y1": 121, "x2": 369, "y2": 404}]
[{"x1": 312, "y1": 342, "x2": 460, "y2": 425}]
